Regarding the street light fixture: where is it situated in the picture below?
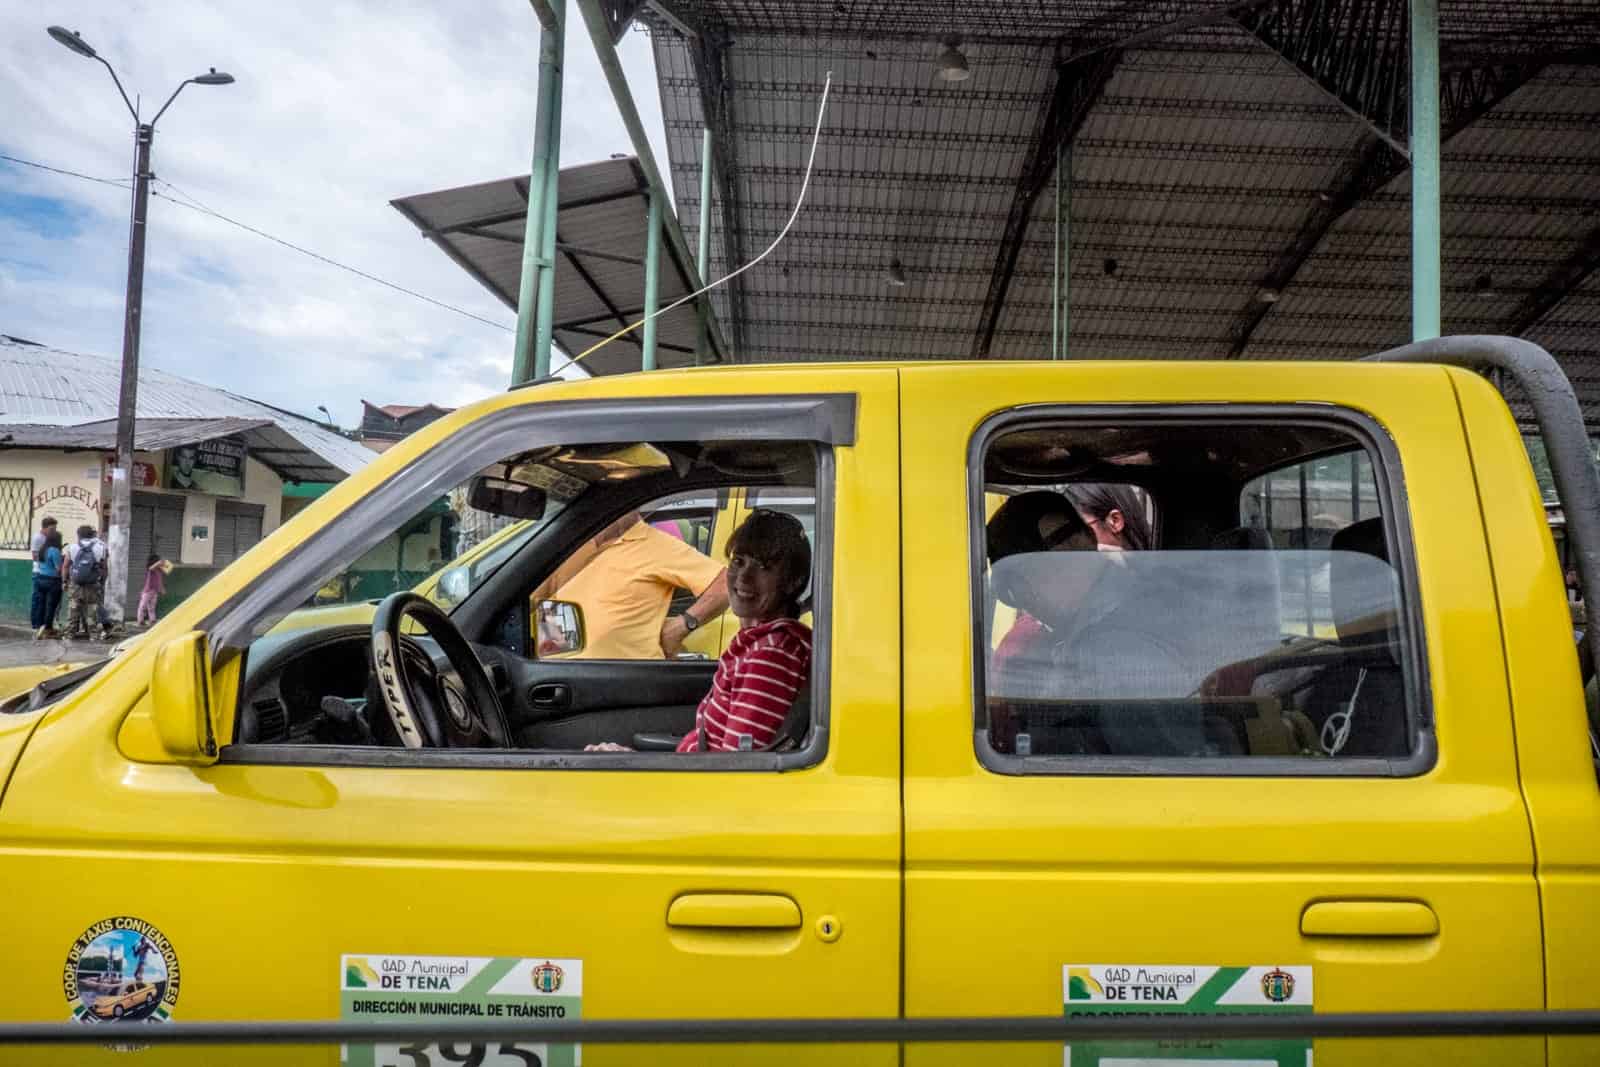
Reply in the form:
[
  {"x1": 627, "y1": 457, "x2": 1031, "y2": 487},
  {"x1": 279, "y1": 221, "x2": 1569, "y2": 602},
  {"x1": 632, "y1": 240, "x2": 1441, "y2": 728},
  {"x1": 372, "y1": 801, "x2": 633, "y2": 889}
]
[{"x1": 47, "y1": 25, "x2": 233, "y2": 629}]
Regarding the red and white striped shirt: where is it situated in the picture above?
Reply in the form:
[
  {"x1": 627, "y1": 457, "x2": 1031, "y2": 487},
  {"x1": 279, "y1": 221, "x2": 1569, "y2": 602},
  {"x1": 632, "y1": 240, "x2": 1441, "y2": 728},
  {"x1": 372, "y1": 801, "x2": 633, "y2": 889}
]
[{"x1": 677, "y1": 618, "x2": 812, "y2": 752}]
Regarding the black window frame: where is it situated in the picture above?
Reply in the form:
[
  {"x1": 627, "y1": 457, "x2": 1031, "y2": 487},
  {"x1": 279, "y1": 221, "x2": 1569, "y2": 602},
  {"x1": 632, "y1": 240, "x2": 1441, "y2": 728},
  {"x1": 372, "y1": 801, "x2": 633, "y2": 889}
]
[{"x1": 969, "y1": 403, "x2": 1435, "y2": 779}]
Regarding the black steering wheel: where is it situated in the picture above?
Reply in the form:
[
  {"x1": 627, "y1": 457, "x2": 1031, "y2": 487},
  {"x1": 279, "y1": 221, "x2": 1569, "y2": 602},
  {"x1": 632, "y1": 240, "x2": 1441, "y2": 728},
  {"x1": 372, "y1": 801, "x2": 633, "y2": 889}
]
[{"x1": 370, "y1": 592, "x2": 511, "y2": 748}]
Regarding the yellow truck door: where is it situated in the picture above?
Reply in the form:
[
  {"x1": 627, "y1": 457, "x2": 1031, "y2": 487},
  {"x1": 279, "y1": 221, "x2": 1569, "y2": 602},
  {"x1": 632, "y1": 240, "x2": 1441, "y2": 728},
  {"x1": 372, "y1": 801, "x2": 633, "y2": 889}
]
[
  {"x1": 1450, "y1": 367, "x2": 1600, "y2": 1067},
  {"x1": 0, "y1": 370, "x2": 903, "y2": 1066},
  {"x1": 899, "y1": 362, "x2": 1543, "y2": 1067}
]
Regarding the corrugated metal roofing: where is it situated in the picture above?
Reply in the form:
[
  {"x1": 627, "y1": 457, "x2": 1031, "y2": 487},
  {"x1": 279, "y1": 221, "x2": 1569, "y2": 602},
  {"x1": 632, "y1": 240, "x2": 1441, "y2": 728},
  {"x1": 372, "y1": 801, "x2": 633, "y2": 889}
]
[
  {"x1": 641, "y1": 0, "x2": 1600, "y2": 409},
  {"x1": 390, "y1": 158, "x2": 715, "y2": 377},
  {"x1": 0, "y1": 335, "x2": 374, "y2": 482}
]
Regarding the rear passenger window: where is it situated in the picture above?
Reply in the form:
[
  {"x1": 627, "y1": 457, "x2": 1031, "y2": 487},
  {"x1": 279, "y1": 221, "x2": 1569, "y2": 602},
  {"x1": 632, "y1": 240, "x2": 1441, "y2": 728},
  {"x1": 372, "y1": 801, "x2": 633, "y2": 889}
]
[{"x1": 976, "y1": 416, "x2": 1424, "y2": 771}]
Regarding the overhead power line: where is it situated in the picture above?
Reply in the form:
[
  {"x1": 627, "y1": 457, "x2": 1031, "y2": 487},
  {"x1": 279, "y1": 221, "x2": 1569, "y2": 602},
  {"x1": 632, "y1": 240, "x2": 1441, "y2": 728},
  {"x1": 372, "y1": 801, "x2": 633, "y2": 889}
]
[
  {"x1": 0, "y1": 152, "x2": 130, "y2": 189},
  {"x1": 151, "y1": 181, "x2": 513, "y2": 332}
]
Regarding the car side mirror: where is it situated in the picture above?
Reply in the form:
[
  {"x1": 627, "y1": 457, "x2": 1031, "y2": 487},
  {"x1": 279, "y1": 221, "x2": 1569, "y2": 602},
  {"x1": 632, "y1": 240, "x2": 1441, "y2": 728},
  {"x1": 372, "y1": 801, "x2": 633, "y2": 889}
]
[
  {"x1": 149, "y1": 631, "x2": 219, "y2": 764},
  {"x1": 469, "y1": 475, "x2": 546, "y2": 520},
  {"x1": 434, "y1": 565, "x2": 470, "y2": 606},
  {"x1": 535, "y1": 599, "x2": 585, "y2": 658}
]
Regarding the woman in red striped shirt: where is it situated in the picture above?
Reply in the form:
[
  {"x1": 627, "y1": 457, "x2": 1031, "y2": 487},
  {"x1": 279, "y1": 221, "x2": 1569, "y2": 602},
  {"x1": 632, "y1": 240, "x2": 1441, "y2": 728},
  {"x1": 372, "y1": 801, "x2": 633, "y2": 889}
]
[{"x1": 586, "y1": 509, "x2": 812, "y2": 753}]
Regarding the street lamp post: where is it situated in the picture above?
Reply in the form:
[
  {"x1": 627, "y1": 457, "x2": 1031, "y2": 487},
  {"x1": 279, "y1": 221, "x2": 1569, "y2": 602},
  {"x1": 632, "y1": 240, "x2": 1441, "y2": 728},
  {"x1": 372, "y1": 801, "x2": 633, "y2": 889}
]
[{"x1": 47, "y1": 26, "x2": 232, "y2": 628}]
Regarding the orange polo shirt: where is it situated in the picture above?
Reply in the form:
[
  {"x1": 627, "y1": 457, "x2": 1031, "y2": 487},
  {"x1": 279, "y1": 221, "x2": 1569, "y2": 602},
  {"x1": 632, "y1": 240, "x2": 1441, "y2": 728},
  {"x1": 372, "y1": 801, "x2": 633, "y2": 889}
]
[{"x1": 556, "y1": 521, "x2": 725, "y2": 659}]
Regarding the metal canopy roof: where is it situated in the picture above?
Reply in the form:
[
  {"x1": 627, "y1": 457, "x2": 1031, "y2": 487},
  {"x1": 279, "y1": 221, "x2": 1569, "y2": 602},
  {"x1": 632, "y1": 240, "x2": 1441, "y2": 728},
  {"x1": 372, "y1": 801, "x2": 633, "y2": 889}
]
[
  {"x1": 638, "y1": 0, "x2": 1600, "y2": 418},
  {"x1": 391, "y1": 157, "x2": 722, "y2": 377}
]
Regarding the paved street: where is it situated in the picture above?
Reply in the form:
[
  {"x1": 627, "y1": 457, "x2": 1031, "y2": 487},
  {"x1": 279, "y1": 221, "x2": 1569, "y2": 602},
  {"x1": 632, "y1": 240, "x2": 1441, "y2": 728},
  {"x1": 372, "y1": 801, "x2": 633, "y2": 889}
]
[{"x1": 0, "y1": 629, "x2": 120, "y2": 670}]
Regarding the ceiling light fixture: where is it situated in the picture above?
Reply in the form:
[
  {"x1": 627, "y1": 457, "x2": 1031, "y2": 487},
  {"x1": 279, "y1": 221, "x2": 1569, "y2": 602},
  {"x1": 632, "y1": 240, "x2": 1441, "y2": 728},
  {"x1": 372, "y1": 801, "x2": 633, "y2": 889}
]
[
  {"x1": 936, "y1": 39, "x2": 970, "y2": 82},
  {"x1": 1474, "y1": 273, "x2": 1495, "y2": 298},
  {"x1": 886, "y1": 257, "x2": 908, "y2": 286},
  {"x1": 1256, "y1": 286, "x2": 1280, "y2": 304}
]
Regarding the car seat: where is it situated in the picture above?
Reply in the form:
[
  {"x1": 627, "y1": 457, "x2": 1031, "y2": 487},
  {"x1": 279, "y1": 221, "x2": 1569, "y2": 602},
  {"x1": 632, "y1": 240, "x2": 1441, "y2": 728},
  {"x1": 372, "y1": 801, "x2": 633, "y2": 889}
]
[{"x1": 1302, "y1": 517, "x2": 1410, "y2": 757}]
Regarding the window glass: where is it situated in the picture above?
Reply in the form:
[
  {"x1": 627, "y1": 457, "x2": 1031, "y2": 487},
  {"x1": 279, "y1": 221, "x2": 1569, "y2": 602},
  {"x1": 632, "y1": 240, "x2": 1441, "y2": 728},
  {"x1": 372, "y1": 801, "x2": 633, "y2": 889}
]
[
  {"x1": 533, "y1": 489, "x2": 727, "y2": 660},
  {"x1": 238, "y1": 437, "x2": 822, "y2": 760},
  {"x1": 980, "y1": 421, "x2": 1416, "y2": 765},
  {"x1": 746, "y1": 487, "x2": 817, "y2": 545},
  {"x1": 1240, "y1": 450, "x2": 1376, "y2": 636}
]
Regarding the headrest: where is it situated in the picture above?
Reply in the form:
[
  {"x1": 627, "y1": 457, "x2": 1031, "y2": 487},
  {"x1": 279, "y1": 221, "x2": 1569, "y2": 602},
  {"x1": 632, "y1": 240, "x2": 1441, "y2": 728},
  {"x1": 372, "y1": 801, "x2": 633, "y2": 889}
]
[
  {"x1": 1211, "y1": 525, "x2": 1273, "y2": 551},
  {"x1": 1332, "y1": 516, "x2": 1388, "y2": 563},
  {"x1": 1330, "y1": 518, "x2": 1397, "y2": 649}
]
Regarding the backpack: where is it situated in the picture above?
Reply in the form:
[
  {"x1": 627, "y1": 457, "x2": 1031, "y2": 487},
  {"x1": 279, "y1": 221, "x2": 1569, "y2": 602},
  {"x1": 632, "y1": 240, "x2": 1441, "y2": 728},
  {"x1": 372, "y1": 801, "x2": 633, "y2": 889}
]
[{"x1": 70, "y1": 541, "x2": 101, "y2": 586}]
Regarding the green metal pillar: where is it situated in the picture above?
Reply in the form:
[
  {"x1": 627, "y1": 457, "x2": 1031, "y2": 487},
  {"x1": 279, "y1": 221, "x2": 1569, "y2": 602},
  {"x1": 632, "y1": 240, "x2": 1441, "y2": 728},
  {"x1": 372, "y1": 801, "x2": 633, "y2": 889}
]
[
  {"x1": 1052, "y1": 141, "x2": 1071, "y2": 359},
  {"x1": 512, "y1": 0, "x2": 566, "y2": 384},
  {"x1": 574, "y1": 0, "x2": 731, "y2": 364},
  {"x1": 641, "y1": 189, "x2": 663, "y2": 371},
  {"x1": 695, "y1": 127, "x2": 714, "y2": 365},
  {"x1": 1411, "y1": 0, "x2": 1441, "y2": 341}
]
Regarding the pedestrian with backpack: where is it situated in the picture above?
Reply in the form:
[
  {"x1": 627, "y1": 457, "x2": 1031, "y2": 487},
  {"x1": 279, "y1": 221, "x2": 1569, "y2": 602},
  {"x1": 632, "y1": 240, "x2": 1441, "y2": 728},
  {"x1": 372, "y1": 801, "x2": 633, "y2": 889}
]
[{"x1": 63, "y1": 525, "x2": 108, "y2": 640}]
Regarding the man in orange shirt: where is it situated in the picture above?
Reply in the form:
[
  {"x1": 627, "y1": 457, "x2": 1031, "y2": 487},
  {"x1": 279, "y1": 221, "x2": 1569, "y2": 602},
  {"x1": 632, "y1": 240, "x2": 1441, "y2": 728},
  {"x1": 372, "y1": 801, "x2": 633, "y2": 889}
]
[{"x1": 534, "y1": 511, "x2": 729, "y2": 659}]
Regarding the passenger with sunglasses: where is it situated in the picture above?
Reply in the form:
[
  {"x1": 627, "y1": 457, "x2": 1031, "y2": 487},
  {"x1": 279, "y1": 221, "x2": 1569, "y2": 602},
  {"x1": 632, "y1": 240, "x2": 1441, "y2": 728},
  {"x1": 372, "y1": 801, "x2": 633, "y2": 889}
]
[{"x1": 986, "y1": 492, "x2": 1099, "y2": 753}]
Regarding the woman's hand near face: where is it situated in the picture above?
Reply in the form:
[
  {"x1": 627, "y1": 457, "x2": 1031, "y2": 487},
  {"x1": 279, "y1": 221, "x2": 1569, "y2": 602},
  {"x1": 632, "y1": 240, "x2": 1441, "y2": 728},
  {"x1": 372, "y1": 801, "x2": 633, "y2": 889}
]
[{"x1": 583, "y1": 741, "x2": 633, "y2": 752}]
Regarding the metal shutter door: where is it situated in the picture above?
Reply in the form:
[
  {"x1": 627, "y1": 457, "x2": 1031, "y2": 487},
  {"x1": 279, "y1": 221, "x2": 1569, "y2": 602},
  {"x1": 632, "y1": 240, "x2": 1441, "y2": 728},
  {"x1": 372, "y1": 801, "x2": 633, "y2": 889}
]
[
  {"x1": 213, "y1": 501, "x2": 264, "y2": 568},
  {"x1": 212, "y1": 509, "x2": 238, "y2": 567},
  {"x1": 153, "y1": 496, "x2": 184, "y2": 560}
]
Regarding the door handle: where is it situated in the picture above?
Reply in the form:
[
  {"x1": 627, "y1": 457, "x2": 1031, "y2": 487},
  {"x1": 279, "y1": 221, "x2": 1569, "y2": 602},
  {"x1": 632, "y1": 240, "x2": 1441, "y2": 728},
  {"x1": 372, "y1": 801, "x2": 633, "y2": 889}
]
[
  {"x1": 667, "y1": 893, "x2": 800, "y2": 930},
  {"x1": 1301, "y1": 901, "x2": 1439, "y2": 938},
  {"x1": 528, "y1": 683, "x2": 570, "y2": 710}
]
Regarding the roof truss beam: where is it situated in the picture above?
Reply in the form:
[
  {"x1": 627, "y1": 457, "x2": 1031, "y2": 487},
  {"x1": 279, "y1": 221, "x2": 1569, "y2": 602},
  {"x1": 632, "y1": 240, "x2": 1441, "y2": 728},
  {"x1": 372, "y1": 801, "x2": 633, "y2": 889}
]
[
  {"x1": 1507, "y1": 227, "x2": 1600, "y2": 338},
  {"x1": 1223, "y1": 51, "x2": 1552, "y2": 358},
  {"x1": 1236, "y1": 0, "x2": 1412, "y2": 153},
  {"x1": 972, "y1": 49, "x2": 1119, "y2": 358},
  {"x1": 1236, "y1": 0, "x2": 1588, "y2": 155},
  {"x1": 599, "y1": 0, "x2": 648, "y2": 42},
  {"x1": 555, "y1": 226, "x2": 645, "y2": 349},
  {"x1": 1064, "y1": 0, "x2": 1277, "y2": 61}
]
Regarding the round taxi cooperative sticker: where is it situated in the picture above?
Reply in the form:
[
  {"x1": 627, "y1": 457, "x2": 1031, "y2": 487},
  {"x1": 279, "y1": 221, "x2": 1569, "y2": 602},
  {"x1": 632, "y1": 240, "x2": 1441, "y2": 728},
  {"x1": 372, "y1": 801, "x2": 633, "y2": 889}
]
[{"x1": 63, "y1": 918, "x2": 180, "y2": 1024}]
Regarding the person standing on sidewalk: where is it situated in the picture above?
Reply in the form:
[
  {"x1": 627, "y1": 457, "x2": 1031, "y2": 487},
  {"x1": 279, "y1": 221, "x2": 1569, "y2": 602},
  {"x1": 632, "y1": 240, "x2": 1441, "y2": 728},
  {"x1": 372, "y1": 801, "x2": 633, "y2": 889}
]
[
  {"x1": 29, "y1": 515, "x2": 58, "y2": 633},
  {"x1": 63, "y1": 526, "x2": 109, "y2": 640},
  {"x1": 30, "y1": 528, "x2": 64, "y2": 639},
  {"x1": 136, "y1": 554, "x2": 169, "y2": 627}
]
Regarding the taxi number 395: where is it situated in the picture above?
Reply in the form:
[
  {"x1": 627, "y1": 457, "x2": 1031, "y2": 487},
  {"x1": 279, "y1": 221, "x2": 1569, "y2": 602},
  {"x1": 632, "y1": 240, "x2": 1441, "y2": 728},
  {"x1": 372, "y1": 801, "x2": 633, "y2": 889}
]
[{"x1": 379, "y1": 1042, "x2": 546, "y2": 1067}]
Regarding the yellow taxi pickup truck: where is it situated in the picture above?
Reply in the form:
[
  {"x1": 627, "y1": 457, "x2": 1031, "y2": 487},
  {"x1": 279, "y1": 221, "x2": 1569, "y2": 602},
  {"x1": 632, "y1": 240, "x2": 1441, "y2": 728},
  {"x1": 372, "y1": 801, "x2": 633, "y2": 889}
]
[{"x1": 1, "y1": 335, "x2": 1597, "y2": 1067}]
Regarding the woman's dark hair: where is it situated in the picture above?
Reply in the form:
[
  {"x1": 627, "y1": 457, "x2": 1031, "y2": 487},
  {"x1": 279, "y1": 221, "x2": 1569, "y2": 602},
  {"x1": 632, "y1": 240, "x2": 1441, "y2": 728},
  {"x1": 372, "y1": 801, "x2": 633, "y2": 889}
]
[
  {"x1": 727, "y1": 508, "x2": 811, "y2": 616},
  {"x1": 986, "y1": 491, "x2": 1089, "y2": 564},
  {"x1": 1067, "y1": 483, "x2": 1152, "y2": 551},
  {"x1": 45, "y1": 530, "x2": 62, "y2": 549}
]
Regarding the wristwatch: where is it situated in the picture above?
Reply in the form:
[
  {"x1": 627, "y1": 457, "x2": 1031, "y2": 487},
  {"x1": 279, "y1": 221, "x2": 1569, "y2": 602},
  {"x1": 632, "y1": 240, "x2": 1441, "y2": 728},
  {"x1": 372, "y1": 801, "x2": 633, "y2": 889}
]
[{"x1": 680, "y1": 612, "x2": 701, "y2": 633}]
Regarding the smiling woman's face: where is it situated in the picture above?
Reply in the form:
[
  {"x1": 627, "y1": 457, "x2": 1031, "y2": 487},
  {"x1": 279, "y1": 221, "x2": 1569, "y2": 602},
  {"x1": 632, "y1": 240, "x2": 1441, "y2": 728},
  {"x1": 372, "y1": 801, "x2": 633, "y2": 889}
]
[{"x1": 728, "y1": 551, "x2": 790, "y2": 624}]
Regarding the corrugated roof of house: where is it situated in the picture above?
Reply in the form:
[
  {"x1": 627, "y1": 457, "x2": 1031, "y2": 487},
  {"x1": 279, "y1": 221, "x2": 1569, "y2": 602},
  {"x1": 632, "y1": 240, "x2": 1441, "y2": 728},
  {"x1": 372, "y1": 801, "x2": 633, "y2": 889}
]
[{"x1": 0, "y1": 335, "x2": 374, "y2": 482}]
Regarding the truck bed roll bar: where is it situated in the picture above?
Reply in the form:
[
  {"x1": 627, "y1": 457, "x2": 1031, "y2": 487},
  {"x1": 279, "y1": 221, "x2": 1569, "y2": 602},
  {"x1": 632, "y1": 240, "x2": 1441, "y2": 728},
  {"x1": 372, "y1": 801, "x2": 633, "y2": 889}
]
[{"x1": 1368, "y1": 335, "x2": 1600, "y2": 680}]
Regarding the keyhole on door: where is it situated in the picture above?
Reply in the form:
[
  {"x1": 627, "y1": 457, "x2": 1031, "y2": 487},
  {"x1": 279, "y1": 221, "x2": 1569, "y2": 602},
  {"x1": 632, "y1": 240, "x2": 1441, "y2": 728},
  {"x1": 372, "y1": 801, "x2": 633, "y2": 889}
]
[{"x1": 815, "y1": 915, "x2": 842, "y2": 942}]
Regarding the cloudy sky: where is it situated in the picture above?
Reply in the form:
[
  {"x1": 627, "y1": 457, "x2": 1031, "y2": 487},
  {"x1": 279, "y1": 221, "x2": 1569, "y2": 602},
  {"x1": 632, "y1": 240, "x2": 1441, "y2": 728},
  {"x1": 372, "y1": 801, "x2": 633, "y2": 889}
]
[{"x1": 0, "y1": 2, "x2": 670, "y2": 426}]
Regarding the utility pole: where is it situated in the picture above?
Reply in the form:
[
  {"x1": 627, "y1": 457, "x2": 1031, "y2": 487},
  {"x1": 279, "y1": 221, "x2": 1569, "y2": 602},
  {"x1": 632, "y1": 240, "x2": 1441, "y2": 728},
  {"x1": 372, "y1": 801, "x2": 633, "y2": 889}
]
[
  {"x1": 105, "y1": 120, "x2": 154, "y2": 628},
  {"x1": 47, "y1": 26, "x2": 232, "y2": 628}
]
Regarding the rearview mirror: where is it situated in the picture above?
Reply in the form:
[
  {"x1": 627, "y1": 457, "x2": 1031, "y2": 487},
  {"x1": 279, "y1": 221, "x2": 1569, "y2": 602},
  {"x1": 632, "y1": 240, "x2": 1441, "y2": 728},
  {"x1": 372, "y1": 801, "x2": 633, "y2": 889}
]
[
  {"x1": 468, "y1": 475, "x2": 546, "y2": 520},
  {"x1": 150, "y1": 631, "x2": 219, "y2": 764},
  {"x1": 535, "y1": 599, "x2": 585, "y2": 657}
]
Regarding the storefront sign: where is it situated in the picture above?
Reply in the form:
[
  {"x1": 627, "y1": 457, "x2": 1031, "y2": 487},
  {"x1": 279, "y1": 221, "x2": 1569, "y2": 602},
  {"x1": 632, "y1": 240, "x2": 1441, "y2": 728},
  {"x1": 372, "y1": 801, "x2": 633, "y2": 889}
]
[
  {"x1": 32, "y1": 484, "x2": 100, "y2": 534},
  {"x1": 165, "y1": 436, "x2": 246, "y2": 497}
]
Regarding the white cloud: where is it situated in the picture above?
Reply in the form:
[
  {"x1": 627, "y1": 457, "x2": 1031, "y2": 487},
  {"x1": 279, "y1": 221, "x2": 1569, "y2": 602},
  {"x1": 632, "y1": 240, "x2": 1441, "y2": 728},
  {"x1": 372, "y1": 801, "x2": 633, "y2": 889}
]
[{"x1": 0, "y1": 1, "x2": 661, "y2": 425}]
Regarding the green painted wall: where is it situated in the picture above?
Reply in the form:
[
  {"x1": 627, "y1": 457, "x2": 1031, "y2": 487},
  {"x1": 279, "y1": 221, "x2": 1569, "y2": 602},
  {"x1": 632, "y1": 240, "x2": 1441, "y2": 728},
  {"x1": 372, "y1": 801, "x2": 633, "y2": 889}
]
[{"x1": 0, "y1": 560, "x2": 33, "y2": 623}]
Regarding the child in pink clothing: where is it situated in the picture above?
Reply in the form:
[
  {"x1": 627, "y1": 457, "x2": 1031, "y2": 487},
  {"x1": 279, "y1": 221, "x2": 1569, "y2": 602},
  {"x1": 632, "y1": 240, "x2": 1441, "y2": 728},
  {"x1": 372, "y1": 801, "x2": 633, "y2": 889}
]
[{"x1": 137, "y1": 554, "x2": 168, "y2": 626}]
